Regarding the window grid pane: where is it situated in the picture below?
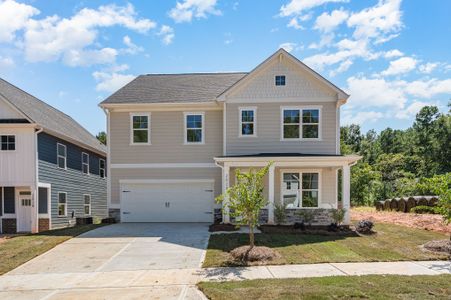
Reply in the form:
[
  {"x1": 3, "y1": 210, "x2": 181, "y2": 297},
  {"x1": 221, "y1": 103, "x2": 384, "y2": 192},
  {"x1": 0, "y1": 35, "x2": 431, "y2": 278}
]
[{"x1": 186, "y1": 114, "x2": 203, "y2": 143}]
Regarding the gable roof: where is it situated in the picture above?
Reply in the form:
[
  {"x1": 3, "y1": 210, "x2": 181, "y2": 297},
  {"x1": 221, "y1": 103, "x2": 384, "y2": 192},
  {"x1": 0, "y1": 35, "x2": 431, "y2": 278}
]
[
  {"x1": 217, "y1": 48, "x2": 349, "y2": 101},
  {"x1": 0, "y1": 78, "x2": 106, "y2": 155},
  {"x1": 100, "y1": 73, "x2": 247, "y2": 105},
  {"x1": 100, "y1": 49, "x2": 349, "y2": 106}
]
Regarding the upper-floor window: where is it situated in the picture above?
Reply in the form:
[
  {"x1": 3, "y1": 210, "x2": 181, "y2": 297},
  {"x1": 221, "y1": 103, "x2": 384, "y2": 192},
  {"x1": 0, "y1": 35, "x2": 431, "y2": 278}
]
[
  {"x1": 99, "y1": 159, "x2": 106, "y2": 178},
  {"x1": 130, "y1": 114, "x2": 150, "y2": 144},
  {"x1": 239, "y1": 107, "x2": 256, "y2": 137},
  {"x1": 282, "y1": 107, "x2": 321, "y2": 140},
  {"x1": 83, "y1": 194, "x2": 91, "y2": 215},
  {"x1": 184, "y1": 112, "x2": 204, "y2": 144},
  {"x1": 82, "y1": 152, "x2": 89, "y2": 174},
  {"x1": 57, "y1": 143, "x2": 67, "y2": 169},
  {"x1": 275, "y1": 75, "x2": 286, "y2": 86},
  {"x1": 1, "y1": 135, "x2": 15, "y2": 151}
]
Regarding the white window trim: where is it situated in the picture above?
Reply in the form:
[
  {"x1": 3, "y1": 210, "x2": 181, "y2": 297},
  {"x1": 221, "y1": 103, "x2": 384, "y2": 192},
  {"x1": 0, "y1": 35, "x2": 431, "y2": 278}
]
[
  {"x1": 99, "y1": 158, "x2": 106, "y2": 178},
  {"x1": 130, "y1": 113, "x2": 151, "y2": 145},
  {"x1": 279, "y1": 169, "x2": 322, "y2": 209},
  {"x1": 238, "y1": 107, "x2": 257, "y2": 137},
  {"x1": 183, "y1": 112, "x2": 205, "y2": 145},
  {"x1": 57, "y1": 143, "x2": 67, "y2": 170},
  {"x1": 82, "y1": 152, "x2": 89, "y2": 175},
  {"x1": 0, "y1": 134, "x2": 16, "y2": 152},
  {"x1": 83, "y1": 194, "x2": 91, "y2": 215},
  {"x1": 280, "y1": 106, "x2": 322, "y2": 141},
  {"x1": 57, "y1": 192, "x2": 67, "y2": 217}
]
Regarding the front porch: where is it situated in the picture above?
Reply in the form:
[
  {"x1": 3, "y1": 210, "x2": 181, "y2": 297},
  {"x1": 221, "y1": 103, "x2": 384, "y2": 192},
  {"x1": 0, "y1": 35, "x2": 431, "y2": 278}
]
[{"x1": 214, "y1": 154, "x2": 361, "y2": 226}]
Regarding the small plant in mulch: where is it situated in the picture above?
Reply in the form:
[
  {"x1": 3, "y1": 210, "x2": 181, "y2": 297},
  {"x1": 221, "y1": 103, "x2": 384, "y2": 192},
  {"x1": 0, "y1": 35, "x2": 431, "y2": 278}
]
[
  {"x1": 230, "y1": 245, "x2": 280, "y2": 263},
  {"x1": 423, "y1": 240, "x2": 451, "y2": 255},
  {"x1": 355, "y1": 219, "x2": 375, "y2": 235},
  {"x1": 274, "y1": 203, "x2": 288, "y2": 225},
  {"x1": 296, "y1": 210, "x2": 315, "y2": 227}
]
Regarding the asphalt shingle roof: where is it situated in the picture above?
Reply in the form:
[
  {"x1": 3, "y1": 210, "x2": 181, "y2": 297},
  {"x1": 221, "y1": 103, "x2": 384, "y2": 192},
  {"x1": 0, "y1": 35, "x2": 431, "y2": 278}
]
[
  {"x1": 0, "y1": 78, "x2": 106, "y2": 154},
  {"x1": 100, "y1": 73, "x2": 248, "y2": 104}
]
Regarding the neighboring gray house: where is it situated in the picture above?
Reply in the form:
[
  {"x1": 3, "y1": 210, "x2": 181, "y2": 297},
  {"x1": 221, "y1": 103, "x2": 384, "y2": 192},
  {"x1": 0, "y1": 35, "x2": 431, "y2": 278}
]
[
  {"x1": 0, "y1": 78, "x2": 107, "y2": 233},
  {"x1": 100, "y1": 49, "x2": 360, "y2": 225}
]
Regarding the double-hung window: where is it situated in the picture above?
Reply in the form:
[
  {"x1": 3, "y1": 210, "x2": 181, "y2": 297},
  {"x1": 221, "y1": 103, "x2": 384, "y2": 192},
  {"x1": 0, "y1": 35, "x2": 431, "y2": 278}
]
[
  {"x1": 82, "y1": 152, "x2": 89, "y2": 174},
  {"x1": 1, "y1": 135, "x2": 15, "y2": 151},
  {"x1": 83, "y1": 194, "x2": 91, "y2": 215},
  {"x1": 57, "y1": 143, "x2": 67, "y2": 169},
  {"x1": 58, "y1": 192, "x2": 67, "y2": 216},
  {"x1": 99, "y1": 159, "x2": 106, "y2": 178},
  {"x1": 282, "y1": 107, "x2": 320, "y2": 140},
  {"x1": 184, "y1": 112, "x2": 204, "y2": 144},
  {"x1": 281, "y1": 171, "x2": 320, "y2": 208},
  {"x1": 239, "y1": 107, "x2": 256, "y2": 137},
  {"x1": 275, "y1": 75, "x2": 286, "y2": 86},
  {"x1": 131, "y1": 114, "x2": 150, "y2": 144}
]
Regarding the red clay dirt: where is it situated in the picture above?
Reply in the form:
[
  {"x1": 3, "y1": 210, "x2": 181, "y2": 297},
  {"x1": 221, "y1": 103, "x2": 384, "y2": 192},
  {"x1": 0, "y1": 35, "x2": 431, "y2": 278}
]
[{"x1": 351, "y1": 208, "x2": 451, "y2": 234}]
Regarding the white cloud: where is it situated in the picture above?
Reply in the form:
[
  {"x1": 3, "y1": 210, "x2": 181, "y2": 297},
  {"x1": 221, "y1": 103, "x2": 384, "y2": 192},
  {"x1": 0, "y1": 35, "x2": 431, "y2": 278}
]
[
  {"x1": 418, "y1": 62, "x2": 438, "y2": 74},
  {"x1": 122, "y1": 35, "x2": 143, "y2": 54},
  {"x1": 169, "y1": 0, "x2": 221, "y2": 23},
  {"x1": 380, "y1": 56, "x2": 417, "y2": 76},
  {"x1": 402, "y1": 78, "x2": 451, "y2": 98},
  {"x1": 158, "y1": 25, "x2": 175, "y2": 45},
  {"x1": 308, "y1": 33, "x2": 334, "y2": 49},
  {"x1": 342, "y1": 111, "x2": 384, "y2": 125},
  {"x1": 384, "y1": 49, "x2": 403, "y2": 58},
  {"x1": 329, "y1": 59, "x2": 352, "y2": 77},
  {"x1": 287, "y1": 17, "x2": 304, "y2": 30},
  {"x1": 11, "y1": 2, "x2": 155, "y2": 66},
  {"x1": 314, "y1": 9, "x2": 349, "y2": 33},
  {"x1": 0, "y1": 55, "x2": 14, "y2": 68},
  {"x1": 279, "y1": 42, "x2": 296, "y2": 53},
  {"x1": 0, "y1": 0, "x2": 39, "y2": 42},
  {"x1": 93, "y1": 70, "x2": 135, "y2": 93},
  {"x1": 280, "y1": 0, "x2": 348, "y2": 17},
  {"x1": 347, "y1": 0, "x2": 403, "y2": 41},
  {"x1": 395, "y1": 101, "x2": 432, "y2": 119}
]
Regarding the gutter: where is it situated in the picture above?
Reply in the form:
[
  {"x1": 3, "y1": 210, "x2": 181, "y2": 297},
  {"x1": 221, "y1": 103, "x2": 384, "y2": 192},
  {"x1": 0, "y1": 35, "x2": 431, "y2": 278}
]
[{"x1": 33, "y1": 126, "x2": 43, "y2": 233}]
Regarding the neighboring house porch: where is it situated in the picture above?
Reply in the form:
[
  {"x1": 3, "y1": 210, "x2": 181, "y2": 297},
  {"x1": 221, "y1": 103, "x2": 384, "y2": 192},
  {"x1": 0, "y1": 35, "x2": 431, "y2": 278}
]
[{"x1": 214, "y1": 154, "x2": 361, "y2": 225}]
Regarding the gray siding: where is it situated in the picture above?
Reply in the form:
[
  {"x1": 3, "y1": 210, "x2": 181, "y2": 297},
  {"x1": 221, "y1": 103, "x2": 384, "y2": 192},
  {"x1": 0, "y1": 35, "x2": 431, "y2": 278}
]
[
  {"x1": 109, "y1": 110, "x2": 222, "y2": 164},
  {"x1": 37, "y1": 133, "x2": 107, "y2": 229},
  {"x1": 226, "y1": 102, "x2": 337, "y2": 155}
]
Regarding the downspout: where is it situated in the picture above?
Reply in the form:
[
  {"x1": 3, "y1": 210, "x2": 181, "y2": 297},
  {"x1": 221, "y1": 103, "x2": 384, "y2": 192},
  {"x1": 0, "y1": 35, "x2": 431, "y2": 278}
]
[
  {"x1": 101, "y1": 107, "x2": 111, "y2": 217},
  {"x1": 33, "y1": 126, "x2": 43, "y2": 233}
]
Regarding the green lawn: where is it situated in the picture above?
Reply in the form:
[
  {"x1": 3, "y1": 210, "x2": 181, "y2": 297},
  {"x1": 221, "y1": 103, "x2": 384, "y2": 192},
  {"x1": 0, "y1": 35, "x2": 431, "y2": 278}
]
[
  {"x1": 198, "y1": 275, "x2": 451, "y2": 300},
  {"x1": 203, "y1": 223, "x2": 448, "y2": 267},
  {"x1": 0, "y1": 224, "x2": 105, "y2": 275}
]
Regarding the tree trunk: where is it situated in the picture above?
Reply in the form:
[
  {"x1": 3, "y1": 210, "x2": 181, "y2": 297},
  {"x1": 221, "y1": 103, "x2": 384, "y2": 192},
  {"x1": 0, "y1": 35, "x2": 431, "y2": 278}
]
[{"x1": 249, "y1": 220, "x2": 255, "y2": 248}]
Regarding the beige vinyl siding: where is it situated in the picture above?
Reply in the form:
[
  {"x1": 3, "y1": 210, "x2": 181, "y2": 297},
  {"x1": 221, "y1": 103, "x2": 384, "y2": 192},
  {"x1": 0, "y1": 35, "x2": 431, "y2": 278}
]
[
  {"x1": 230, "y1": 167, "x2": 337, "y2": 208},
  {"x1": 110, "y1": 167, "x2": 222, "y2": 205},
  {"x1": 226, "y1": 102, "x2": 337, "y2": 155},
  {"x1": 109, "y1": 110, "x2": 222, "y2": 164}
]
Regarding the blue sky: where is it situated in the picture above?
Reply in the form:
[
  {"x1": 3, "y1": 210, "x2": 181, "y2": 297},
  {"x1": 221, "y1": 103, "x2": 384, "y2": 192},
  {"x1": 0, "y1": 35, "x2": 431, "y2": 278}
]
[{"x1": 0, "y1": 0, "x2": 450, "y2": 135}]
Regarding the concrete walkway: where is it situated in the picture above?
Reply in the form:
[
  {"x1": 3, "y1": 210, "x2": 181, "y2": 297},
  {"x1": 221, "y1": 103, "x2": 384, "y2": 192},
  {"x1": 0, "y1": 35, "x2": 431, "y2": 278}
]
[{"x1": 0, "y1": 260, "x2": 449, "y2": 299}]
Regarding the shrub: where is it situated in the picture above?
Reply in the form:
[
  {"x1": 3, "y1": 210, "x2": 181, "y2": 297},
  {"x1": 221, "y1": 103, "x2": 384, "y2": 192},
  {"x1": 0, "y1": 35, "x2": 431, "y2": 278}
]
[
  {"x1": 330, "y1": 208, "x2": 346, "y2": 226},
  {"x1": 411, "y1": 205, "x2": 438, "y2": 214},
  {"x1": 296, "y1": 210, "x2": 315, "y2": 226},
  {"x1": 274, "y1": 203, "x2": 287, "y2": 225}
]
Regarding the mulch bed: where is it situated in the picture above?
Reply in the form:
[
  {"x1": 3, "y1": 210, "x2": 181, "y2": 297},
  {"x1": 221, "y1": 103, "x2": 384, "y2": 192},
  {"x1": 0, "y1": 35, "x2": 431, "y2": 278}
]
[
  {"x1": 352, "y1": 209, "x2": 451, "y2": 234},
  {"x1": 230, "y1": 245, "x2": 280, "y2": 263},
  {"x1": 423, "y1": 240, "x2": 451, "y2": 255},
  {"x1": 259, "y1": 224, "x2": 356, "y2": 236},
  {"x1": 209, "y1": 223, "x2": 239, "y2": 232}
]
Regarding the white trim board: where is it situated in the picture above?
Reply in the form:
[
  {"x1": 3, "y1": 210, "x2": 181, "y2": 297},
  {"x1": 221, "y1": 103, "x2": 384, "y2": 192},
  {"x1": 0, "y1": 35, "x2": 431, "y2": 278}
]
[
  {"x1": 119, "y1": 179, "x2": 215, "y2": 184},
  {"x1": 111, "y1": 163, "x2": 218, "y2": 169}
]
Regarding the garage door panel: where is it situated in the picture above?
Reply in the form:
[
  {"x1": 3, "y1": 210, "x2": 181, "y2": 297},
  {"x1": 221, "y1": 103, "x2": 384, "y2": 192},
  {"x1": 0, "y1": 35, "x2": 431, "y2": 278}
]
[{"x1": 121, "y1": 181, "x2": 214, "y2": 222}]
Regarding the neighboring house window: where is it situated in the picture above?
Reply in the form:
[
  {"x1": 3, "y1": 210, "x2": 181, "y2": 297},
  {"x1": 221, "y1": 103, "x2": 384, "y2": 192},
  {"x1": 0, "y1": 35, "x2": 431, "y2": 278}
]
[
  {"x1": 99, "y1": 159, "x2": 106, "y2": 178},
  {"x1": 239, "y1": 107, "x2": 256, "y2": 137},
  {"x1": 58, "y1": 192, "x2": 67, "y2": 216},
  {"x1": 83, "y1": 194, "x2": 91, "y2": 215},
  {"x1": 275, "y1": 75, "x2": 286, "y2": 86},
  {"x1": 57, "y1": 143, "x2": 67, "y2": 169},
  {"x1": 282, "y1": 171, "x2": 320, "y2": 208},
  {"x1": 82, "y1": 152, "x2": 89, "y2": 174},
  {"x1": 1, "y1": 135, "x2": 15, "y2": 151},
  {"x1": 131, "y1": 114, "x2": 150, "y2": 144},
  {"x1": 184, "y1": 112, "x2": 204, "y2": 144},
  {"x1": 282, "y1": 107, "x2": 321, "y2": 140}
]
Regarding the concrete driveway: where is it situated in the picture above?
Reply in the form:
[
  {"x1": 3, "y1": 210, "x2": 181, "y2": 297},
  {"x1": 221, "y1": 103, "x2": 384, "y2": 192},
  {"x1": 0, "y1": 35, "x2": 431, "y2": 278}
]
[{"x1": 1, "y1": 223, "x2": 211, "y2": 299}]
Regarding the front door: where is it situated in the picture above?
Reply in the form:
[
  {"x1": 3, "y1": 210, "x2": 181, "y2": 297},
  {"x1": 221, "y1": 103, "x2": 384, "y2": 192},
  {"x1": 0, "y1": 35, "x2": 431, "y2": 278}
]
[{"x1": 17, "y1": 191, "x2": 32, "y2": 232}]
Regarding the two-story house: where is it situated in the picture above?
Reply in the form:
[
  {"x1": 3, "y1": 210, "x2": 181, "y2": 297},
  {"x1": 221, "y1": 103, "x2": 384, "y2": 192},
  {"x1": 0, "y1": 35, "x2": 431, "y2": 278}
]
[
  {"x1": 0, "y1": 79, "x2": 107, "y2": 233},
  {"x1": 100, "y1": 49, "x2": 360, "y2": 225}
]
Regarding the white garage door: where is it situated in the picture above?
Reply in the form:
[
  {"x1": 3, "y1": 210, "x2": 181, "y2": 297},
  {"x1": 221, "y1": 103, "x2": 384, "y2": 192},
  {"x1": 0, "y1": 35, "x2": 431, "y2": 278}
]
[{"x1": 120, "y1": 180, "x2": 214, "y2": 222}]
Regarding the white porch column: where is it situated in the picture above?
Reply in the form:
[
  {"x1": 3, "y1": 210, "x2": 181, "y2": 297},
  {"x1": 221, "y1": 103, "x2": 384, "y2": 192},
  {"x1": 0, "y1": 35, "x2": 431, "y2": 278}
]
[
  {"x1": 267, "y1": 164, "x2": 275, "y2": 224},
  {"x1": 342, "y1": 164, "x2": 351, "y2": 225},
  {"x1": 222, "y1": 165, "x2": 230, "y2": 223}
]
